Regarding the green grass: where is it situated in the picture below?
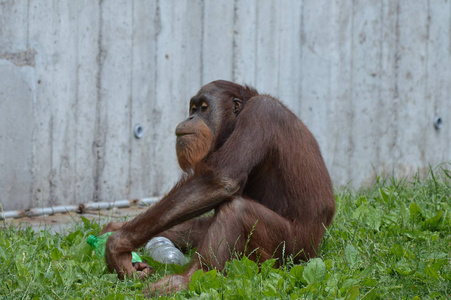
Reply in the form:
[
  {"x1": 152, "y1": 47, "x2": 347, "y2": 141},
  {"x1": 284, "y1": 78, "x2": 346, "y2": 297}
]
[{"x1": 1, "y1": 168, "x2": 450, "y2": 299}]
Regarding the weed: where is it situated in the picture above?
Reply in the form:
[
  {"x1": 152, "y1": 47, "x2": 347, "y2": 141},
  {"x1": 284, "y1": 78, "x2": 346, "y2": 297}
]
[{"x1": 0, "y1": 170, "x2": 450, "y2": 299}]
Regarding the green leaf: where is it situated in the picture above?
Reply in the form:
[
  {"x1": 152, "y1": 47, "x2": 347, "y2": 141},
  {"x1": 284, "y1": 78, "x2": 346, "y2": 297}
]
[
  {"x1": 0, "y1": 236, "x2": 11, "y2": 248},
  {"x1": 394, "y1": 260, "x2": 414, "y2": 275},
  {"x1": 379, "y1": 188, "x2": 390, "y2": 204},
  {"x1": 345, "y1": 244, "x2": 361, "y2": 269},
  {"x1": 409, "y1": 203, "x2": 424, "y2": 223},
  {"x1": 262, "y1": 282, "x2": 277, "y2": 297},
  {"x1": 352, "y1": 203, "x2": 368, "y2": 221},
  {"x1": 422, "y1": 210, "x2": 443, "y2": 231},
  {"x1": 344, "y1": 286, "x2": 360, "y2": 300},
  {"x1": 54, "y1": 269, "x2": 63, "y2": 285},
  {"x1": 50, "y1": 247, "x2": 63, "y2": 260},
  {"x1": 364, "y1": 288, "x2": 379, "y2": 300},
  {"x1": 102, "y1": 273, "x2": 118, "y2": 282},
  {"x1": 303, "y1": 258, "x2": 326, "y2": 284},
  {"x1": 361, "y1": 278, "x2": 377, "y2": 287},
  {"x1": 188, "y1": 269, "x2": 204, "y2": 291},
  {"x1": 104, "y1": 294, "x2": 125, "y2": 300},
  {"x1": 352, "y1": 204, "x2": 382, "y2": 230},
  {"x1": 14, "y1": 255, "x2": 29, "y2": 276},
  {"x1": 399, "y1": 201, "x2": 410, "y2": 224},
  {"x1": 277, "y1": 277, "x2": 286, "y2": 290},
  {"x1": 188, "y1": 269, "x2": 220, "y2": 294},
  {"x1": 391, "y1": 244, "x2": 404, "y2": 258},
  {"x1": 356, "y1": 196, "x2": 368, "y2": 206},
  {"x1": 424, "y1": 265, "x2": 440, "y2": 280},
  {"x1": 65, "y1": 229, "x2": 83, "y2": 244},
  {"x1": 226, "y1": 257, "x2": 258, "y2": 279},
  {"x1": 289, "y1": 265, "x2": 304, "y2": 282},
  {"x1": 366, "y1": 206, "x2": 382, "y2": 231},
  {"x1": 260, "y1": 258, "x2": 276, "y2": 278},
  {"x1": 324, "y1": 259, "x2": 333, "y2": 271}
]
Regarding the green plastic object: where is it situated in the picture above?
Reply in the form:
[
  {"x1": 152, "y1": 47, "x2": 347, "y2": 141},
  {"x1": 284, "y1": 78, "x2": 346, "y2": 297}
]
[{"x1": 87, "y1": 232, "x2": 143, "y2": 263}]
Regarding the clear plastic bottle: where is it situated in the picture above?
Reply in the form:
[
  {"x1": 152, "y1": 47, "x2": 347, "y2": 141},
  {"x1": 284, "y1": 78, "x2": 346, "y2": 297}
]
[
  {"x1": 87, "y1": 232, "x2": 143, "y2": 263},
  {"x1": 145, "y1": 236, "x2": 186, "y2": 265}
]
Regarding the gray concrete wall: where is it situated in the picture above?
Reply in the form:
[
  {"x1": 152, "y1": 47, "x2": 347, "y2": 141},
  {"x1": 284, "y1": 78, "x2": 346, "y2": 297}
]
[{"x1": 1, "y1": 0, "x2": 450, "y2": 211}]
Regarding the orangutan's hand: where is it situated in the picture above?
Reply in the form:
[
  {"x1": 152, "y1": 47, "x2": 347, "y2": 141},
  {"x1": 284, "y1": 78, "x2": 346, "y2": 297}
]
[{"x1": 104, "y1": 231, "x2": 151, "y2": 279}]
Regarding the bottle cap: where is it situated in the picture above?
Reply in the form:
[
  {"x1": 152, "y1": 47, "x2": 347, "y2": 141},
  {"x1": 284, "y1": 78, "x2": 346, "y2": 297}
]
[{"x1": 87, "y1": 235, "x2": 97, "y2": 247}]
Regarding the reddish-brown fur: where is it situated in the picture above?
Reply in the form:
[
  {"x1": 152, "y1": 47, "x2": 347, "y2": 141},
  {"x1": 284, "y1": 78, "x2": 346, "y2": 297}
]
[
  {"x1": 102, "y1": 80, "x2": 335, "y2": 295},
  {"x1": 175, "y1": 116, "x2": 212, "y2": 172}
]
